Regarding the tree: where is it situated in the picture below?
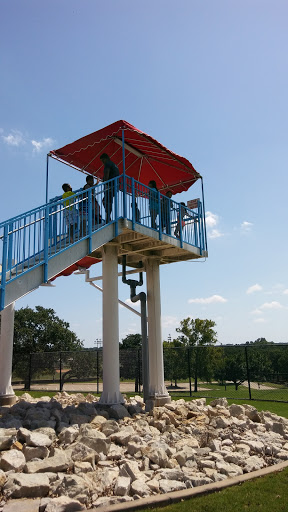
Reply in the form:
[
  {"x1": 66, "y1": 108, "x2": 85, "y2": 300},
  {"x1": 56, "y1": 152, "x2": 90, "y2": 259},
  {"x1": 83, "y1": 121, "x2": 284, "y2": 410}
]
[
  {"x1": 176, "y1": 318, "x2": 217, "y2": 346},
  {"x1": 175, "y1": 318, "x2": 218, "y2": 391},
  {"x1": 163, "y1": 338, "x2": 187, "y2": 388},
  {"x1": 119, "y1": 333, "x2": 142, "y2": 350},
  {"x1": 14, "y1": 306, "x2": 83, "y2": 354},
  {"x1": 119, "y1": 334, "x2": 142, "y2": 390},
  {"x1": 13, "y1": 306, "x2": 83, "y2": 387}
]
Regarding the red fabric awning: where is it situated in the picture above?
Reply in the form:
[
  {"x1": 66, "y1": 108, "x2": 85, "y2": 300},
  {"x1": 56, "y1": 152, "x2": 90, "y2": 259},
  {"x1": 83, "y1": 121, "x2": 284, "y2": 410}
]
[
  {"x1": 50, "y1": 256, "x2": 101, "y2": 281},
  {"x1": 51, "y1": 120, "x2": 200, "y2": 195}
]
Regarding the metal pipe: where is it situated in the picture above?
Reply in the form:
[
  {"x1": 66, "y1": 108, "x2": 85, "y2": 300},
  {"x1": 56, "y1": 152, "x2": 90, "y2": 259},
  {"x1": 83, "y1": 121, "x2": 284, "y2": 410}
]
[{"x1": 122, "y1": 255, "x2": 149, "y2": 403}]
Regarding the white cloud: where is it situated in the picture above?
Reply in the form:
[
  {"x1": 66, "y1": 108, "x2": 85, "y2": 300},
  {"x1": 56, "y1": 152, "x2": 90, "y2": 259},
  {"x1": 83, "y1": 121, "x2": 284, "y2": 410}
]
[
  {"x1": 241, "y1": 221, "x2": 253, "y2": 233},
  {"x1": 31, "y1": 137, "x2": 54, "y2": 153},
  {"x1": 253, "y1": 317, "x2": 267, "y2": 323},
  {"x1": 205, "y1": 212, "x2": 224, "y2": 239},
  {"x1": 2, "y1": 130, "x2": 25, "y2": 146},
  {"x1": 161, "y1": 316, "x2": 179, "y2": 328},
  {"x1": 283, "y1": 289, "x2": 288, "y2": 295},
  {"x1": 260, "y1": 301, "x2": 284, "y2": 310},
  {"x1": 246, "y1": 284, "x2": 263, "y2": 294},
  {"x1": 206, "y1": 212, "x2": 218, "y2": 228},
  {"x1": 188, "y1": 294, "x2": 227, "y2": 304},
  {"x1": 251, "y1": 308, "x2": 263, "y2": 316},
  {"x1": 208, "y1": 229, "x2": 224, "y2": 239}
]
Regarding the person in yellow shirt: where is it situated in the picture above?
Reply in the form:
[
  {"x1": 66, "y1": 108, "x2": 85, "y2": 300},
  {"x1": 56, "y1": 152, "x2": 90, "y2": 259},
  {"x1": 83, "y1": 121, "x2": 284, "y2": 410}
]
[{"x1": 62, "y1": 183, "x2": 78, "y2": 242}]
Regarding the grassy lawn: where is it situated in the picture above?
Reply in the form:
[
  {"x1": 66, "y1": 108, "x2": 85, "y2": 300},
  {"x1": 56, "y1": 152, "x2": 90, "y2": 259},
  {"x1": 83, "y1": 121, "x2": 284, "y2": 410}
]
[
  {"x1": 140, "y1": 467, "x2": 288, "y2": 512},
  {"x1": 169, "y1": 381, "x2": 288, "y2": 402}
]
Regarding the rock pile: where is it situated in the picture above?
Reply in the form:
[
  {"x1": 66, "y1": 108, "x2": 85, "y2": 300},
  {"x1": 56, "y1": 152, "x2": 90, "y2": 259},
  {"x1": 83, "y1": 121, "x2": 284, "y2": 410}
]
[{"x1": 0, "y1": 393, "x2": 288, "y2": 511}]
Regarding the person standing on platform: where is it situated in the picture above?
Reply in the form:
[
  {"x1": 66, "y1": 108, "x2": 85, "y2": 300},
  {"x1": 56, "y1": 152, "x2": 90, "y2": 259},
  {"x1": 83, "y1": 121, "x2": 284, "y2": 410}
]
[
  {"x1": 100, "y1": 153, "x2": 119, "y2": 223},
  {"x1": 161, "y1": 190, "x2": 173, "y2": 234},
  {"x1": 148, "y1": 180, "x2": 159, "y2": 229},
  {"x1": 62, "y1": 183, "x2": 78, "y2": 242},
  {"x1": 80, "y1": 175, "x2": 102, "y2": 236}
]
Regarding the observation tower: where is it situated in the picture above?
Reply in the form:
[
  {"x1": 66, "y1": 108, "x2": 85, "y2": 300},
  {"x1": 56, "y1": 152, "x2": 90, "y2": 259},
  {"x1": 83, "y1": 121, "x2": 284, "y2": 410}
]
[{"x1": 0, "y1": 121, "x2": 208, "y2": 408}]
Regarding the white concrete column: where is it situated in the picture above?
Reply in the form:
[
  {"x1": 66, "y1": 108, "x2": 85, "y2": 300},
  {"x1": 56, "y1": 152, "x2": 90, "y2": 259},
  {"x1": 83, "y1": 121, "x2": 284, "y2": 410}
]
[
  {"x1": 0, "y1": 302, "x2": 16, "y2": 405},
  {"x1": 146, "y1": 259, "x2": 170, "y2": 408},
  {"x1": 99, "y1": 244, "x2": 124, "y2": 404}
]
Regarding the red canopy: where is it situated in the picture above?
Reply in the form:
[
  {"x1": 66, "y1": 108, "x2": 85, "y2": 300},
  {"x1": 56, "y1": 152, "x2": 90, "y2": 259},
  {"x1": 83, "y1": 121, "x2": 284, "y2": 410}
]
[
  {"x1": 51, "y1": 120, "x2": 200, "y2": 195},
  {"x1": 50, "y1": 256, "x2": 101, "y2": 281}
]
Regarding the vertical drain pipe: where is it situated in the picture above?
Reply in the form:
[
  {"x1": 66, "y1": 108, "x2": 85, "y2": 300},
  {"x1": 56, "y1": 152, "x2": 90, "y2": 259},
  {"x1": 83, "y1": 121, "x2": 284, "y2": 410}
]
[{"x1": 122, "y1": 256, "x2": 149, "y2": 403}]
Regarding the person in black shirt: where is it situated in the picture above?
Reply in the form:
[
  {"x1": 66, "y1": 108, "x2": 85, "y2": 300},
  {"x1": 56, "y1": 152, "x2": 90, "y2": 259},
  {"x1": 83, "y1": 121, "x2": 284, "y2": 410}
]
[{"x1": 100, "y1": 153, "x2": 119, "y2": 223}]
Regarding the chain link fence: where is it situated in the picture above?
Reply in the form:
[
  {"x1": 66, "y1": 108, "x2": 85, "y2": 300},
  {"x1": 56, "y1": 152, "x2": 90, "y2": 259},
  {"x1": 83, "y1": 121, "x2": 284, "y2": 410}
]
[{"x1": 12, "y1": 344, "x2": 288, "y2": 402}]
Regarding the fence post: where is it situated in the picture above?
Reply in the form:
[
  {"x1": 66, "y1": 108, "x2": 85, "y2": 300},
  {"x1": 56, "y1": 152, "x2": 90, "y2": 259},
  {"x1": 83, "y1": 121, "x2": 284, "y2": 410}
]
[
  {"x1": 187, "y1": 347, "x2": 192, "y2": 397},
  {"x1": 194, "y1": 346, "x2": 198, "y2": 393},
  {"x1": 245, "y1": 346, "x2": 252, "y2": 400},
  {"x1": 59, "y1": 352, "x2": 63, "y2": 392},
  {"x1": 27, "y1": 353, "x2": 32, "y2": 391},
  {"x1": 96, "y1": 349, "x2": 99, "y2": 395}
]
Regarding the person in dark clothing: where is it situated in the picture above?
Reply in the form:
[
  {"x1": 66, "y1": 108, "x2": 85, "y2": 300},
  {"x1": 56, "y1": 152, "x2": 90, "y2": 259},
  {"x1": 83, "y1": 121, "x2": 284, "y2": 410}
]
[
  {"x1": 131, "y1": 199, "x2": 141, "y2": 222},
  {"x1": 100, "y1": 153, "x2": 119, "y2": 223},
  {"x1": 174, "y1": 202, "x2": 186, "y2": 238},
  {"x1": 161, "y1": 190, "x2": 173, "y2": 234},
  {"x1": 148, "y1": 180, "x2": 159, "y2": 229},
  {"x1": 79, "y1": 175, "x2": 102, "y2": 236}
]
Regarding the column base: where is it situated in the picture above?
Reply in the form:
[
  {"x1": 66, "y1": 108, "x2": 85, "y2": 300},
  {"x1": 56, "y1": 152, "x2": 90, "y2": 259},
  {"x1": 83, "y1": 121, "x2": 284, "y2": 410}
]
[
  {"x1": 0, "y1": 394, "x2": 17, "y2": 406},
  {"x1": 98, "y1": 390, "x2": 125, "y2": 405},
  {"x1": 145, "y1": 394, "x2": 171, "y2": 411}
]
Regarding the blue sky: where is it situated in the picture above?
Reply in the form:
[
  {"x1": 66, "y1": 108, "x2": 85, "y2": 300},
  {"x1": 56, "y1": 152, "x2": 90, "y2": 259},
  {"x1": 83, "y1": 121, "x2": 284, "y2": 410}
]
[{"x1": 1, "y1": 1, "x2": 288, "y2": 346}]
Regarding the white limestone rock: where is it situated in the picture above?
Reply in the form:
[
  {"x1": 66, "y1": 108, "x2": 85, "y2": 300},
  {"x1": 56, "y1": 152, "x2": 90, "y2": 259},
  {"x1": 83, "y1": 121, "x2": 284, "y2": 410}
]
[
  {"x1": 22, "y1": 445, "x2": 49, "y2": 462},
  {"x1": 53, "y1": 474, "x2": 91, "y2": 504},
  {"x1": 24, "y1": 449, "x2": 70, "y2": 473},
  {"x1": 110, "y1": 426, "x2": 134, "y2": 446},
  {"x1": 159, "y1": 479, "x2": 187, "y2": 493},
  {"x1": 130, "y1": 479, "x2": 151, "y2": 497},
  {"x1": 4, "y1": 473, "x2": 50, "y2": 498},
  {"x1": 114, "y1": 475, "x2": 131, "y2": 496},
  {"x1": 44, "y1": 495, "x2": 86, "y2": 511},
  {"x1": 0, "y1": 449, "x2": 26, "y2": 472},
  {"x1": 77, "y1": 429, "x2": 110, "y2": 455},
  {"x1": 58, "y1": 426, "x2": 79, "y2": 445}
]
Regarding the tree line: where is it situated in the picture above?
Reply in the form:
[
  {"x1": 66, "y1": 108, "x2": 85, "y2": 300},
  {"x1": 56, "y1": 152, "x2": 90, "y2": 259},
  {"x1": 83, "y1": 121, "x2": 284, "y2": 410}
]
[{"x1": 12, "y1": 307, "x2": 288, "y2": 388}]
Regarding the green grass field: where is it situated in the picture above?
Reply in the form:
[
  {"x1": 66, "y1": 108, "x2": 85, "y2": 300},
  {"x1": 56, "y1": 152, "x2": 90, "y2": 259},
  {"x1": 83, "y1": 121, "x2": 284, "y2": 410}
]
[{"x1": 140, "y1": 467, "x2": 288, "y2": 512}]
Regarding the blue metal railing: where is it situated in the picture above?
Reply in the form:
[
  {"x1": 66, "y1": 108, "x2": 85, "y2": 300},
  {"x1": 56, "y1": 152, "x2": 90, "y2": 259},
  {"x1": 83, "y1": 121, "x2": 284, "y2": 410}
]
[{"x1": 0, "y1": 176, "x2": 207, "y2": 309}]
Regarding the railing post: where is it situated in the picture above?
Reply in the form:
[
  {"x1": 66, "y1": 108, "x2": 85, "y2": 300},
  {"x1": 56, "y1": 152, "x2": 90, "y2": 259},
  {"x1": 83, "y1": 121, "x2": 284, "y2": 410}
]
[
  {"x1": 179, "y1": 205, "x2": 183, "y2": 248},
  {"x1": 198, "y1": 201, "x2": 203, "y2": 255},
  {"x1": 8, "y1": 223, "x2": 13, "y2": 270},
  {"x1": 131, "y1": 178, "x2": 135, "y2": 230},
  {"x1": 158, "y1": 191, "x2": 162, "y2": 240},
  {"x1": 0, "y1": 224, "x2": 8, "y2": 310},
  {"x1": 114, "y1": 178, "x2": 118, "y2": 237},
  {"x1": 245, "y1": 346, "x2": 252, "y2": 400},
  {"x1": 44, "y1": 206, "x2": 49, "y2": 283},
  {"x1": 87, "y1": 188, "x2": 92, "y2": 253}
]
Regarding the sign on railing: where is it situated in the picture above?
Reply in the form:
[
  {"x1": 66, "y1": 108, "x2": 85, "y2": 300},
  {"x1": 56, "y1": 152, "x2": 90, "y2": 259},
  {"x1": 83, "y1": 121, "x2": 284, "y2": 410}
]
[{"x1": 187, "y1": 199, "x2": 199, "y2": 209}]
